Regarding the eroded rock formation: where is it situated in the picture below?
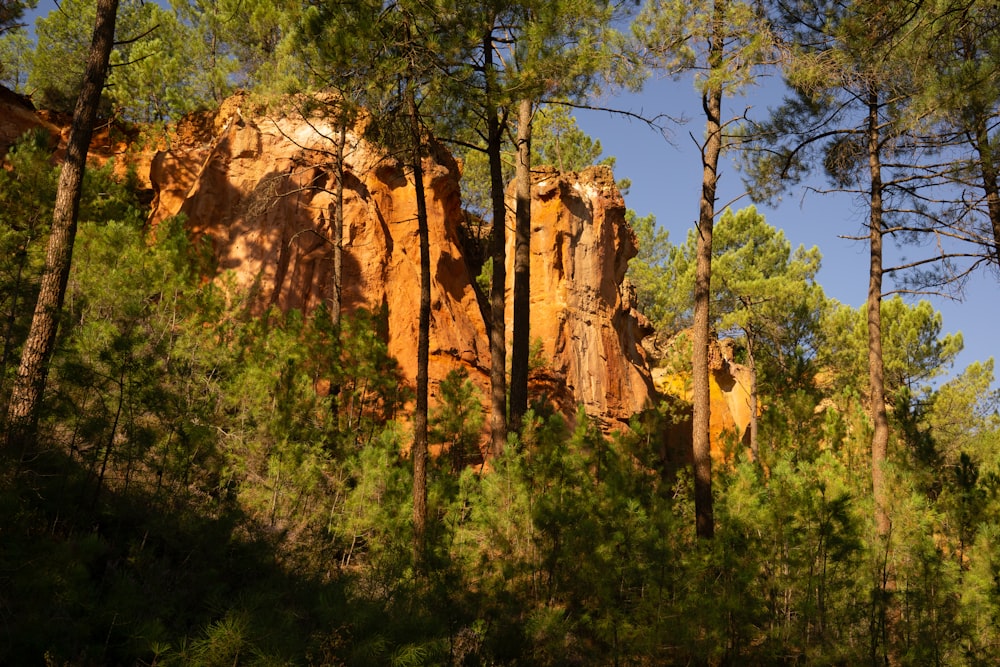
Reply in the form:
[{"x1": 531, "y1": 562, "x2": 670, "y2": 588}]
[
  {"x1": 508, "y1": 166, "x2": 654, "y2": 429},
  {"x1": 0, "y1": 86, "x2": 51, "y2": 156},
  {"x1": 147, "y1": 96, "x2": 489, "y2": 403},
  {"x1": 648, "y1": 332, "x2": 756, "y2": 464},
  {"x1": 144, "y1": 97, "x2": 658, "y2": 435},
  {"x1": 2, "y1": 87, "x2": 749, "y2": 459},
  {"x1": 1, "y1": 84, "x2": 138, "y2": 170}
]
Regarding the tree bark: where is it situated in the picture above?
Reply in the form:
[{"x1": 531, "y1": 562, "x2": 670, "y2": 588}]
[
  {"x1": 509, "y1": 98, "x2": 532, "y2": 433},
  {"x1": 745, "y1": 331, "x2": 759, "y2": 462},
  {"x1": 866, "y1": 85, "x2": 901, "y2": 667},
  {"x1": 5, "y1": 0, "x2": 119, "y2": 458},
  {"x1": 406, "y1": 79, "x2": 430, "y2": 560},
  {"x1": 954, "y1": 27, "x2": 1000, "y2": 268},
  {"x1": 484, "y1": 31, "x2": 508, "y2": 457},
  {"x1": 867, "y1": 91, "x2": 890, "y2": 541},
  {"x1": 691, "y1": 0, "x2": 725, "y2": 541},
  {"x1": 331, "y1": 116, "x2": 347, "y2": 331},
  {"x1": 971, "y1": 114, "x2": 1000, "y2": 267}
]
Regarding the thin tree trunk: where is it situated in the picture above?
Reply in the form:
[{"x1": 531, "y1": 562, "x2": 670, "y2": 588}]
[
  {"x1": 93, "y1": 366, "x2": 126, "y2": 508},
  {"x1": 5, "y1": 0, "x2": 119, "y2": 458},
  {"x1": 325, "y1": 116, "x2": 347, "y2": 424},
  {"x1": 971, "y1": 114, "x2": 1000, "y2": 266},
  {"x1": 692, "y1": 0, "x2": 725, "y2": 540},
  {"x1": 510, "y1": 98, "x2": 532, "y2": 433},
  {"x1": 867, "y1": 89, "x2": 896, "y2": 667},
  {"x1": 485, "y1": 31, "x2": 507, "y2": 457},
  {"x1": 957, "y1": 28, "x2": 1000, "y2": 268},
  {"x1": 331, "y1": 117, "x2": 347, "y2": 331},
  {"x1": 867, "y1": 92, "x2": 890, "y2": 542},
  {"x1": 406, "y1": 79, "x2": 430, "y2": 560},
  {"x1": 746, "y1": 331, "x2": 759, "y2": 462}
]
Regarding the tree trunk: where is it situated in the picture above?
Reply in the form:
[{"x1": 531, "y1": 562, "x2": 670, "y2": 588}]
[
  {"x1": 867, "y1": 89, "x2": 898, "y2": 667},
  {"x1": 484, "y1": 31, "x2": 507, "y2": 457},
  {"x1": 956, "y1": 26, "x2": 1000, "y2": 268},
  {"x1": 867, "y1": 92, "x2": 890, "y2": 542},
  {"x1": 406, "y1": 80, "x2": 430, "y2": 560},
  {"x1": 746, "y1": 331, "x2": 759, "y2": 462},
  {"x1": 509, "y1": 98, "x2": 532, "y2": 433},
  {"x1": 971, "y1": 113, "x2": 1000, "y2": 267},
  {"x1": 331, "y1": 117, "x2": 347, "y2": 331},
  {"x1": 691, "y1": 0, "x2": 725, "y2": 540},
  {"x1": 5, "y1": 0, "x2": 119, "y2": 458},
  {"x1": 93, "y1": 366, "x2": 126, "y2": 508}
]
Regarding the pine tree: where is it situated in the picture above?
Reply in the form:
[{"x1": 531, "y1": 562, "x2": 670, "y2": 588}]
[
  {"x1": 483, "y1": 18, "x2": 510, "y2": 457},
  {"x1": 5, "y1": 0, "x2": 120, "y2": 460},
  {"x1": 0, "y1": 132, "x2": 57, "y2": 409},
  {"x1": 0, "y1": 26, "x2": 32, "y2": 91},
  {"x1": 653, "y1": 206, "x2": 825, "y2": 459},
  {"x1": 406, "y1": 67, "x2": 432, "y2": 558},
  {"x1": 740, "y1": 4, "x2": 937, "y2": 655},
  {"x1": 0, "y1": 0, "x2": 34, "y2": 36},
  {"x1": 506, "y1": 0, "x2": 620, "y2": 434},
  {"x1": 635, "y1": 0, "x2": 775, "y2": 538},
  {"x1": 903, "y1": 0, "x2": 1000, "y2": 274}
]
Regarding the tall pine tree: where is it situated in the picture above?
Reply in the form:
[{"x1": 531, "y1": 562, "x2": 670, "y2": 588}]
[
  {"x1": 635, "y1": 0, "x2": 775, "y2": 538},
  {"x1": 5, "y1": 0, "x2": 120, "y2": 460}
]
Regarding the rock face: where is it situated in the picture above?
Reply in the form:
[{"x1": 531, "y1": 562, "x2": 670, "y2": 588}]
[
  {"x1": 0, "y1": 86, "x2": 48, "y2": 155},
  {"x1": 649, "y1": 333, "x2": 755, "y2": 464},
  {"x1": 508, "y1": 166, "x2": 654, "y2": 429},
  {"x1": 2, "y1": 87, "x2": 749, "y2": 457},
  {"x1": 145, "y1": 98, "x2": 655, "y2": 435},
  {"x1": 1, "y1": 84, "x2": 138, "y2": 171},
  {"x1": 148, "y1": 97, "x2": 489, "y2": 402}
]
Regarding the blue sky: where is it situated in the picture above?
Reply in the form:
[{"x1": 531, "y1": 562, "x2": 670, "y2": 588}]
[{"x1": 575, "y1": 74, "x2": 999, "y2": 387}]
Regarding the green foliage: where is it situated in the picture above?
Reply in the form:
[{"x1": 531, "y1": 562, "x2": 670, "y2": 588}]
[
  {"x1": 0, "y1": 170, "x2": 433, "y2": 662},
  {"x1": 626, "y1": 208, "x2": 676, "y2": 329},
  {"x1": 3, "y1": 2, "x2": 1000, "y2": 661},
  {"x1": 0, "y1": 130, "x2": 57, "y2": 403},
  {"x1": 634, "y1": 0, "x2": 776, "y2": 95},
  {"x1": 928, "y1": 359, "x2": 1000, "y2": 461},
  {"x1": 0, "y1": 0, "x2": 35, "y2": 36},
  {"x1": 960, "y1": 521, "x2": 1000, "y2": 661},
  {"x1": 429, "y1": 367, "x2": 484, "y2": 473},
  {"x1": 0, "y1": 25, "x2": 31, "y2": 91},
  {"x1": 4, "y1": 278, "x2": 1000, "y2": 664},
  {"x1": 172, "y1": 0, "x2": 306, "y2": 101},
  {"x1": 821, "y1": 296, "x2": 963, "y2": 401},
  {"x1": 634, "y1": 205, "x2": 824, "y2": 341},
  {"x1": 27, "y1": 0, "x2": 303, "y2": 118},
  {"x1": 532, "y1": 104, "x2": 613, "y2": 172},
  {"x1": 28, "y1": 0, "x2": 102, "y2": 112},
  {"x1": 106, "y1": 4, "x2": 215, "y2": 122}
]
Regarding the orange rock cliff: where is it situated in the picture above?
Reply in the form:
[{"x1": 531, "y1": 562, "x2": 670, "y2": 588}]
[{"x1": 1, "y1": 88, "x2": 755, "y2": 461}]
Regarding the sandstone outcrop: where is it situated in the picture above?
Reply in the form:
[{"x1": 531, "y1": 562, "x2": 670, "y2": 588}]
[
  {"x1": 144, "y1": 97, "x2": 658, "y2": 436},
  {"x1": 147, "y1": 97, "x2": 489, "y2": 405},
  {"x1": 2, "y1": 87, "x2": 750, "y2": 459},
  {"x1": 508, "y1": 166, "x2": 654, "y2": 429},
  {"x1": 1, "y1": 84, "x2": 138, "y2": 170},
  {"x1": 648, "y1": 332, "x2": 756, "y2": 463},
  {"x1": 0, "y1": 85, "x2": 58, "y2": 156}
]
